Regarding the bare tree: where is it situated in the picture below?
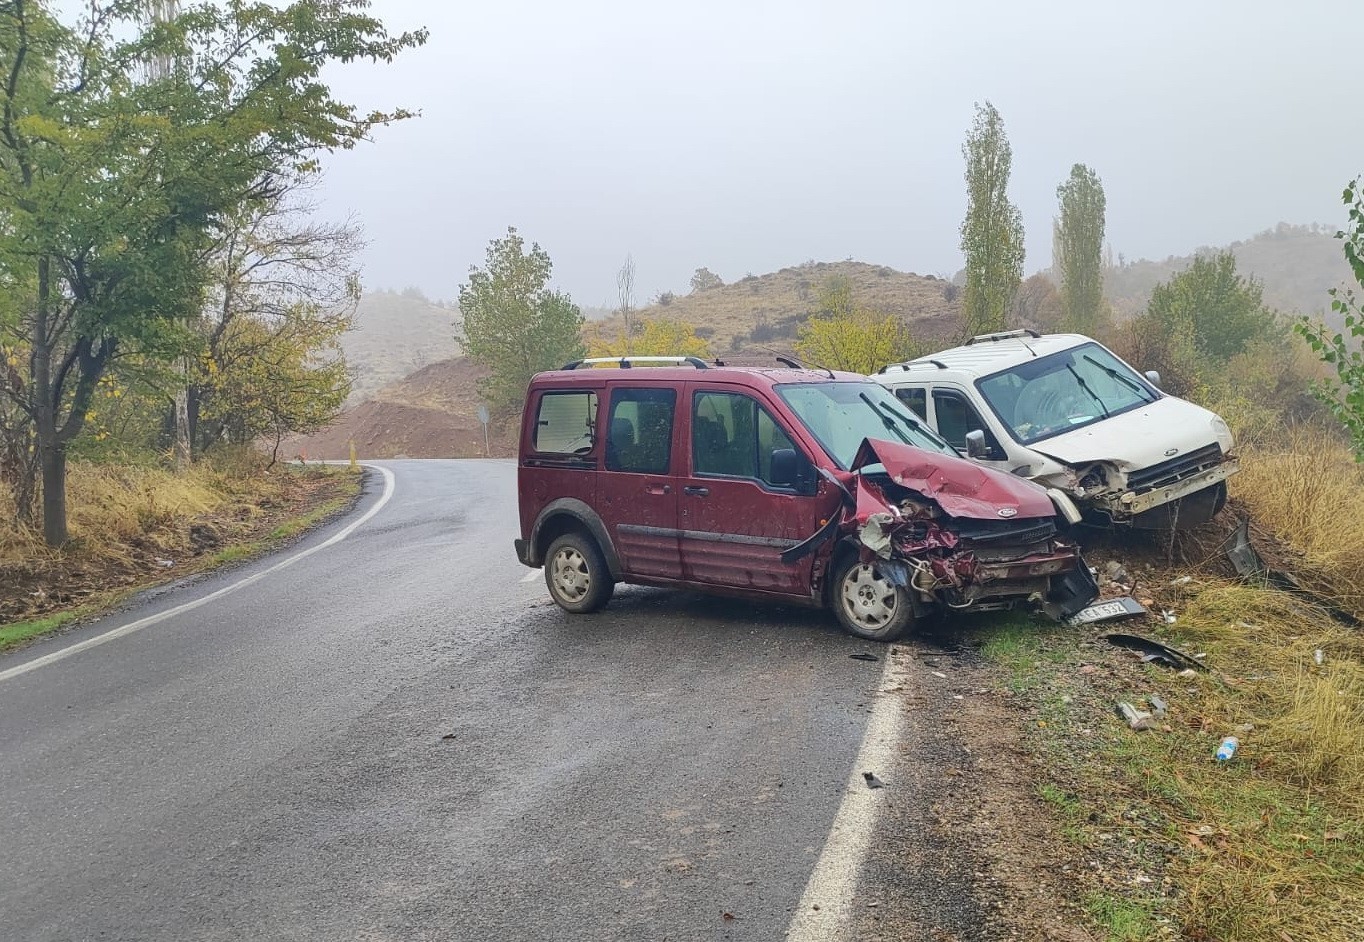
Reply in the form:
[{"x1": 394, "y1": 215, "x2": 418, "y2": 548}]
[
  {"x1": 191, "y1": 181, "x2": 363, "y2": 452},
  {"x1": 616, "y1": 253, "x2": 636, "y2": 354}
]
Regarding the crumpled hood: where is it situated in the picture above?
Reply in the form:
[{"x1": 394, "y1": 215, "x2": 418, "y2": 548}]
[
  {"x1": 850, "y1": 438, "x2": 1056, "y2": 521},
  {"x1": 1028, "y1": 397, "x2": 1225, "y2": 470}
]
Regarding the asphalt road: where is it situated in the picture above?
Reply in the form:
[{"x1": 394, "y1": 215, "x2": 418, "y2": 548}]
[{"x1": 0, "y1": 460, "x2": 973, "y2": 942}]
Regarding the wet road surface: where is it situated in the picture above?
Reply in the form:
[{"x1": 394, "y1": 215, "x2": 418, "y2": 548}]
[{"x1": 0, "y1": 460, "x2": 968, "y2": 941}]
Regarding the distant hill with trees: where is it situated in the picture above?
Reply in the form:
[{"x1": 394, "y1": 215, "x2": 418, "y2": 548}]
[{"x1": 1104, "y1": 223, "x2": 1350, "y2": 319}]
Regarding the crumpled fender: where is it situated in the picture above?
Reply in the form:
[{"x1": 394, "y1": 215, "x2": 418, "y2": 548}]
[{"x1": 850, "y1": 438, "x2": 1055, "y2": 521}]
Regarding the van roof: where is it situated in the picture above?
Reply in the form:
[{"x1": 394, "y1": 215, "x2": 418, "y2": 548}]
[{"x1": 879, "y1": 333, "x2": 1094, "y2": 380}]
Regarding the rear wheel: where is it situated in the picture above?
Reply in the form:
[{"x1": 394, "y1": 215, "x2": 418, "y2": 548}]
[
  {"x1": 832, "y1": 557, "x2": 915, "y2": 642},
  {"x1": 544, "y1": 532, "x2": 614, "y2": 614}
]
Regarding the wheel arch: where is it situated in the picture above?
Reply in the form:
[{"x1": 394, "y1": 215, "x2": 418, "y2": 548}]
[{"x1": 529, "y1": 499, "x2": 623, "y2": 580}]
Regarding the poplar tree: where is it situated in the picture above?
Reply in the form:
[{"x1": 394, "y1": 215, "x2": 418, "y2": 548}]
[{"x1": 959, "y1": 102, "x2": 1025, "y2": 336}]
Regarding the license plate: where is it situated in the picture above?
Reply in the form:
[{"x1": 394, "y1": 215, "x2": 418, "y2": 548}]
[{"x1": 1066, "y1": 597, "x2": 1147, "y2": 626}]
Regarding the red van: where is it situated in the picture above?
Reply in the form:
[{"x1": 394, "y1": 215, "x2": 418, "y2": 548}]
[{"x1": 514, "y1": 357, "x2": 1098, "y2": 641}]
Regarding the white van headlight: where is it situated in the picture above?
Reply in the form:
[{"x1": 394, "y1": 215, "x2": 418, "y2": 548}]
[{"x1": 1211, "y1": 416, "x2": 1234, "y2": 449}]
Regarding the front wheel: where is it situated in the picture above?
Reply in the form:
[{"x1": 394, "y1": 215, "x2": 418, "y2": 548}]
[
  {"x1": 832, "y1": 557, "x2": 916, "y2": 642},
  {"x1": 544, "y1": 532, "x2": 615, "y2": 614}
]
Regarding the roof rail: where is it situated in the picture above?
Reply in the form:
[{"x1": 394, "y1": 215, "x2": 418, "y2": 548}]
[
  {"x1": 560, "y1": 355, "x2": 711, "y2": 370},
  {"x1": 878, "y1": 359, "x2": 949, "y2": 374},
  {"x1": 964, "y1": 328, "x2": 1040, "y2": 346}
]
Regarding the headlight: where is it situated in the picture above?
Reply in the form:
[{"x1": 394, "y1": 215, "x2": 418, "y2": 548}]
[{"x1": 1211, "y1": 416, "x2": 1233, "y2": 447}]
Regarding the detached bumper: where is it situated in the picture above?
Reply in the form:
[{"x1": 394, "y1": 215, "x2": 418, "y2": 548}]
[{"x1": 1117, "y1": 459, "x2": 1240, "y2": 517}]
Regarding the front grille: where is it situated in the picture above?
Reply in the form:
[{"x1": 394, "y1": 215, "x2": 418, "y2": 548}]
[
  {"x1": 953, "y1": 518, "x2": 1057, "y2": 546},
  {"x1": 1125, "y1": 444, "x2": 1223, "y2": 493}
]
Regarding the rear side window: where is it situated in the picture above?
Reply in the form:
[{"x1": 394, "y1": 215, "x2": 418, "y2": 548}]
[
  {"x1": 693, "y1": 391, "x2": 796, "y2": 486},
  {"x1": 533, "y1": 391, "x2": 598, "y2": 454},
  {"x1": 894, "y1": 387, "x2": 927, "y2": 419},
  {"x1": 606, "y1": 388, "x2": 676, "y2": 474}
]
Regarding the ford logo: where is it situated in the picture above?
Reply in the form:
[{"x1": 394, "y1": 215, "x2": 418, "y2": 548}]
[
  {"x1": 1165, "y1": 448, "x2": 1179, "y2": 456},
  {"x1": 997, "y1": 507, "x2": 1018, "y2": 518}
]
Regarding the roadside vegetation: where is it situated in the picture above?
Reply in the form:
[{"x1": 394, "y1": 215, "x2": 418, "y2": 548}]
[
  {"x1": 0, "y1": 1, "x2": 422, "y2": 640},
  {"x1": 968, "y1": 181, "x2": 1364, "y2": 942}
]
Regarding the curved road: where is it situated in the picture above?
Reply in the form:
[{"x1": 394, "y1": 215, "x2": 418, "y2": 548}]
[{"x1": 0, "y1": 460, "x2": 951, "y2": 941}]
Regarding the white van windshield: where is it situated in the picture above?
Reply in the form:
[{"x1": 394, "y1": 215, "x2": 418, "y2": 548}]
[
  {"x1": 976, "y1": 342, "x2": 1158, "y2": 445},
  {"x1": 777, "y1": 382, "x2": 956, "y2": 469}
]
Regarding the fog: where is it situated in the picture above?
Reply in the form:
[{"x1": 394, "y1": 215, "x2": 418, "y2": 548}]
[{"x1": 316, "y1": 0, "x2": 1362, "y2": 305}]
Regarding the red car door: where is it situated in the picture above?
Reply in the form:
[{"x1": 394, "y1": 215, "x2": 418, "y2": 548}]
[
  {"x1": 677, "y1": 383, "x2": 831, "y2": 597},
  {"x1": 594, "y1": 383, "x2": 683, "y2": 581}
]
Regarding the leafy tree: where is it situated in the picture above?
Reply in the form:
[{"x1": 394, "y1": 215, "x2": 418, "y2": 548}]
[
  {"x1": 588, "y1": 319, "x2": 711, "y2": 359},
  {"x1": 1146, "y1": 252, "x2": 1280, "y2": 361},
  {"x1": 0, "y1": 0, "x2": 424, "y2": 545},
  {"x1": 1297, "y1": 178, "x2": 1364, "y2": 458},
  {"x1": 795, "y1": 311, "x2": 921, "y2": 375},
  {"x1": 1054, "y1": 163, "x2": 1108, "y2": 333},
  {"x1": 959, "y1": 101, "x2": 1025, "y2": 336},
  {"x1": 198, "y1": 311, "x2": 350, "y2": 468},
  {"x1": 689, "y1": 267, "x2": 724, "y2": 292},
  {"x1": 1115, "y1": 251, "x2": 1281, "y2": 398},
  {"x1": 457, "y1": 228, "x2": 585, "y2": 413},
  {"x1": 813, "y1": 275, "x2": 855, "y2": 319}
]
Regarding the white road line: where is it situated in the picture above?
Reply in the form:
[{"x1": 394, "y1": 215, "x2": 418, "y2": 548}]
[
  {"x1": 0, "y1": 464, "x2": 397, "y2": 685},
  {"x1": 785, "y1": 652, "x2": 909, "y2": 941},
  {"x1": 520, "y1": 568, "x2": 542, "y2": 584}
]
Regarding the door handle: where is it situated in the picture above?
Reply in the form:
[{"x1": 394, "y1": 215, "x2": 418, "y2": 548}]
[
  {"x1": 684, "y1": 486, "x2": 710, "y2": 497},
  {"x1": 646, "y1": 483, "x2": 672, "y2": 495}
]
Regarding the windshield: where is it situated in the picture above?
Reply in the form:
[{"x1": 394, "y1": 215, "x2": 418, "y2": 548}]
[
  {"x1": 776, "y1": 381, "x2": 956, "y2": 469},
  {"x1": 976, "y1": 342, "x2": 1158, "y2": 445}
]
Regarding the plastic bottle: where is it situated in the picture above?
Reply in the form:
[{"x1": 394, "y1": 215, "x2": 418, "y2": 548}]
[{"x1": 1215, "y1": 737, "x2": 1239, "y2": 762}]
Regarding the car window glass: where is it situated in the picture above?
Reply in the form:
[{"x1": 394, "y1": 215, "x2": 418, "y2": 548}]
[
  {"x1": 894, "y1": 387, "x2": 927, "y2": 419},
  {"x1": 533, "y1": 391, "x2": 598, "y2": 454},
  {"x1": 606, "y1": 388, "x2": 675, "y2": 474},
  {"x1": 693, "y1": 391, "x2": 795, "y2": 486},
  {"x1": 933, "y1": 390, "x2": 994, "y2": 452}
]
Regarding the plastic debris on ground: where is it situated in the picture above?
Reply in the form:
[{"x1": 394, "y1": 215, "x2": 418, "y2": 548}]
[{"x1": 1116, "y1": 701, "x2": 1157, "y2": 732}]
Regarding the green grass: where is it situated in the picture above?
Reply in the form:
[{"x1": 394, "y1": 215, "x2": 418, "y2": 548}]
[
  {"x1": 0, "y1": 611, "x2": 80, "y2": 653},
  {"x1": 1085, "y1": 892, "x2": 1161, "y2": 942}
]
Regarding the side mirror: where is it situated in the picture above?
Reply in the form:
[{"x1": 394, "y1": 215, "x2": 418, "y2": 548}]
[
  {"x1": 770, "y1": 448, "x2": 799, "y2": 486},
  {"x1": 964, "y1": 429, "x2": 988, "y2": 459},
  {"x1": 1144, "y1": 370, "x2": 1162, "y2": 389}
]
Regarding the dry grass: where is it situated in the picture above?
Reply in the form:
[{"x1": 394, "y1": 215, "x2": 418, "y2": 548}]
[
  {"x1": 1, "y1": 453, "x2": 358, "y2": 628},
  {"x1": 1230, "y1": 433, "x2": 1364, "y2": 616}
]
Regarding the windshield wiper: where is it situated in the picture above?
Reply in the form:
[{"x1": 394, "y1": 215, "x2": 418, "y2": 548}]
[
  {"x1": 858, "y1": 392, "x2": 913, "y2": 446},
  {"x1": 1064, "y1": 364, "x2": 1110, "y2": 418},
  {"x1": 1082, "y1": 354, "x2": 1156, "y2": 402}
]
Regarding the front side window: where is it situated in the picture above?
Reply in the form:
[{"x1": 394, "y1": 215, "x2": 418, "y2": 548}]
[
  {"x1": 932, "y1": 389, "x2": 1000, "y2": 456},
  {"x1": 606, "y1": 388, "x2": 676, "y2": 474},
  {"x1": 976, "y1": 341, "x2": 1159, "y2": 445},
  {"x1": 533, "y1": 391, "x2": 597, "y2": 454},
  {"x1": 692, "y1": 391, "x2": 797, "y2": 486},
  {"x1": 894, "y1": 387, "x2": 927, "y2": 419},
  {"x1": 776, "y1": 381, "x2": 956, "y2": 470}
]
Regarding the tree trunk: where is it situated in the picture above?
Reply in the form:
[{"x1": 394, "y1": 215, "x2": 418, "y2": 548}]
[
  {"x1": 39, "y1": 437, "x2": 67, "y2": 546},
  {"x1": 173, "y1": 376, "x2": 192, "y2": 468},
  {"x1": 32, "y1": 255, "x2": 69, "y2": 547}
]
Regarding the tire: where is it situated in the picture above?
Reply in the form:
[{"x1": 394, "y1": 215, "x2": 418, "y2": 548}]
[
  {"x1": 544, "y1": 532, "x2": 615, "y2": 614},
  {"x1": 831, "y1": 556, "x2": 916, "y2": 642}
]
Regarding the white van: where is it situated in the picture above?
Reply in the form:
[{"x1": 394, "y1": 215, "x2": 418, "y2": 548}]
[{"x1": 874, "y1": 330, "x2": 1238, "y2": 529}]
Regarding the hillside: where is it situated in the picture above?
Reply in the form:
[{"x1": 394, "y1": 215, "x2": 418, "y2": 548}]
[
  {"x1": 1104, "y1": 224, "x2": 1350, "y2": 318},
  {"x1": 342, "y1": 289, "x2": 462, "y2": 405},
  {"x1": 288, "y1": 357, "x2": 513, "y2": 460},
  {"x1": 606, "y1": 260, "x2": 963, "y2": 352}
]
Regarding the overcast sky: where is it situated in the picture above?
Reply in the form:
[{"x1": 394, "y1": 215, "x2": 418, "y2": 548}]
[{"x1": 315, "y1": 0, "x2": 1361, "y2": 306}]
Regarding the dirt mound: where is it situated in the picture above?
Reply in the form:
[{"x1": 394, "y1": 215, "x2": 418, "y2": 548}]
[{"x1": 288, "y1": 357, "x2": 514, "y2": 459}]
